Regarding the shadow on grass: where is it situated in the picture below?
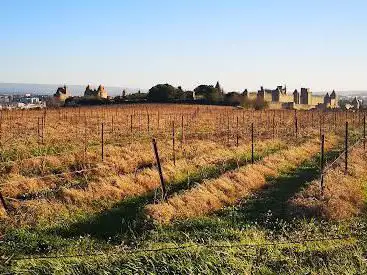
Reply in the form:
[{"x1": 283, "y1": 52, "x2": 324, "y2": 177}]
[
  {"x1": 168, "y1": 148, "x2": 343, "y2": 238},
  {"x1": 55, "y1": 151, "x2": 271, "y2": 244},
  {"x1": 226, "y1": 147, "x2": 342, "y2": 225},
  {"x1": 55, "y1": 146, "x2": 341, "y2": 244},
  {"x1": 229, "y1": 162, "x2": 319, "y2": 225}
]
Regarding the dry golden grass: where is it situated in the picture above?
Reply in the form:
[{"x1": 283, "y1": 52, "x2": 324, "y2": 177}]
[
  {"x1": 145, "y1": 135, "x2": 340, "y2": 224},
  {"x1": 0, "y1": 105, "x2": 361, "y2": 231},
  {"x1": 290, "y1": 145, "x2": 367, "y2": 220},
  {"x1": 1, "y1": 139, "x2": 284, "y2": 228}
]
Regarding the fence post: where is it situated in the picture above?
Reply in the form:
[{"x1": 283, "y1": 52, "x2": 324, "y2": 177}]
[
  {"x1": 0, "y1": 192, "x2": 8, "y2": 214},
  {"x1": 334, "y1": 112, "x2": 337, "y2": 130},
  {"x1": 41, "y1": 116, "x2": 44, "y2": 144},
  {"x1": 157, "y1": 111, "x2": 160, "y2": 130},
  {"x1": 320, "y1": 134, "x2": 325, "y2": 195},
  {"x1": 251, "y1": 122, "x2": 254, "y2": 164},
  {"x1": 111, "y1": 116, "x2": 114, "y2": 134},
  {"x1": 0, "y1": 114, "x2": 2, "y2": 147},
  {"x1": 152, "y1": 138, "x2": 167, "y2": 201},
  {"x1": 345, "y1": 121, "x2": 348, "y2": 174},
  {"x1": 172, "y1": 120, "x2": 176, "y2": 166},
  {"x1": 101, "y1": 122, "x2": 104, "y2": 162},
  {"x1": 130, "y1": 114, "x2": 133, "y2": 134},
  {"x1": 295, "y1": 115, "x2": 298, "y2": 139},
  {"x1": 227, "y1": 116, "x2": 230, "y2": 145},
  {"x1": 272, "y1": 114, "x2": 275, "y2": 140},
  {"x1": 181, "y1": 114, "x2": 184, "y2": 148},
  {"x1": 364, "y1": 115, "x2": 366, "y2": 151},
  {"x1": 319, "y1": 114, "x2": 322, "y2": 140},
  {"x1": 84, "y1": 118, "x2": 87, "y2": 161},
  {"x1": 37, "y1": 117, "x2": 40, "y2": 144},
  {"x1": 147, "y1": 114, "x2": 150, "y2": 134},
  {"x1": 236, "y1": 116, "x2": 239, "y2": 147}
]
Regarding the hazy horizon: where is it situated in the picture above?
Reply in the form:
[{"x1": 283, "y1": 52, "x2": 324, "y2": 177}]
[
  {"x1": 2, "y1": 1, "x2": 367, "y2": 91},
  {"x1": 1, "y1": 82, "x2": 367, "y2": 97}
]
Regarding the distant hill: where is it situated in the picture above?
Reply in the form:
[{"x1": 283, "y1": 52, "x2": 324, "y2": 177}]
[{"x1": 0, "y1": 83, "x2": 147, "y2": 97}]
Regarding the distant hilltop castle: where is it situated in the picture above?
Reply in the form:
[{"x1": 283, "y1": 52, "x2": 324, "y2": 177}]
[
  {"x1": 84, "y1": 84, "x2": 108, "y2": 99},
  {"x1": 53, "y1": 84, "x2": 109, "y2": 103},
  {"x1": 244, "y1": 85, "x2": 338, "y2": 109},
  {"x1": 53, "y1": 85, "x2": 70, "y2": 102}
]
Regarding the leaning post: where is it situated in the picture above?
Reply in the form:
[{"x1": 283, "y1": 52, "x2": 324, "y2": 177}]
[{"x1": 152, "y1": 138, "x2": 167, "y2": 201}]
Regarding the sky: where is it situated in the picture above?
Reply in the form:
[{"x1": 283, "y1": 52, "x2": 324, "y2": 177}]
[{"x1": 1, "y1": 0, "x2": 367, "y2": 92}]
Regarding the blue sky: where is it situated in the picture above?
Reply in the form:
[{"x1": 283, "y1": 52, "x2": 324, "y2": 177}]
[{"x1": 1, "y1": 0, "x2": 367, "y2": 92}]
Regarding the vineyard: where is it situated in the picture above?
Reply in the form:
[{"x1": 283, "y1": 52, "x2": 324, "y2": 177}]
[{"x1": 1, "y1": 104, "x2": 367, "y2": 274}]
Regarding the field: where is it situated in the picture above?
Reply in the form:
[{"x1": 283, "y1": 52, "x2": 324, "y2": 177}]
[{"x1": 0, "y1": 104, "x2": 367, "y2": 274}]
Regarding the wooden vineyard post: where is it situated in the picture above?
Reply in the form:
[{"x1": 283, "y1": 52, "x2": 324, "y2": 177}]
[
  {"x1": 138, "y1": 112, "x2": 141, "y2": 132},
  {"x1": 345, "y1": 110, "x2": 348, "y2": 124},
  {"x1": 319, "y1": 114, "x2": 322, "y2": 140},
  {"x1": 251, "y1": 122, "x2": 254, "y2": 164},
  {"x1": 41, "y1": 116, "x2": 44, "y2": 144},
  {"x1": 364, "y1": 115, "x2": 366, "y2": 151},
  {"x1": 152, "y1": 138, "x2": 167, "y2": 201},
  {"x1": 147, "y1": 114, "x2": 150, "y2": 134},
  {"x1": 295, "y1": 115, "x2": 298, "y2": 139},
  {"x1": 157, "y1": 111, "x2": 160, "y2": 130},
  {"x1": 345, "y1": 121, "x2": 348, "y2": 174},
  {"x1": 111, "y1": 116, "x2": 114, "y2": 134},
  {"x1": 0, "y1": 113, "x2": 2, "y2": 148},
  {"x1": 334, "y1": 112, "x2": 337, "y2": 131},
  {"x1": 84, "y1": 118, "x2": 87, "y2": 161},
  {"x1": 0, "y1": 192, "x2": 8, "y2": 214},
  {"x1": 181, "y1": 114, "x2": 184, "y2": 148},
  {"x1": 37, "y1": 117, "x2": 40, "y2": 144},
  {"x1": 130, "y1": 114, "x2": 133, "y2": 135},
  {"x1": 236, "y1": 116, "x2": 239, "y2": 147},
  {"x1": 172, "y1": 120, "x2": 176, "y2": 166},
  {"x1": 227, "y1": 116, "x2": 230, "y2": 146},
  {"x1": 101, "y1": 122, "x2": 104, "y2": 162},
  {"x1": 320, "y1": 134, "x2": 325, "y2": 195},
  {"x1": 272, "y1": 114, "x2": 275, "y2": 140}
]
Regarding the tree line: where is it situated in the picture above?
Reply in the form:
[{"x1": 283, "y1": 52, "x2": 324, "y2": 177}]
[{"x1": 64, "y1": 82, "x2": 268, "y2": 109}]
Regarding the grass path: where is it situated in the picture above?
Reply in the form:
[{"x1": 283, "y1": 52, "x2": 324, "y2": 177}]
[{"x1": 145, "y1": 135, "x2": 340, "y2": 223}]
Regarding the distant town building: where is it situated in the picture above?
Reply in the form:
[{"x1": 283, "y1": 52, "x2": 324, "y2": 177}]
[
  {"x1": 345, "y1": 97, "x2": 363, "y2": 110},
  {"x1": 0, "y1": 95, "x2": 12, "y2": 104}
]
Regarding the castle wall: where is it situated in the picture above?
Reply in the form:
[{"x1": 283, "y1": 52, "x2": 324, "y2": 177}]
[
  {"x1": 247, "y1": 93, "x2": 257, "y2": 100},
  {"x1": 268, "y1": 102, "x2": 284, "y2": 109},
  {"x1": 294, "y1": 104, "x2": 315, "y2": 110},
  {"x1": 311, "y1": 95, "x2": 324, "y2": 106},
  {"x1": 330, "y1": 98, "x2": 338, "y2": 107},
  {"x1": 256, "y1": 87, "x2": 338, "y2": 110},
  {"x1": 278, "y1": 94, "x2": 294, "y2": 103},
  {"x1": 263, "y1": 93, "x2": 272, "y2": 102}
]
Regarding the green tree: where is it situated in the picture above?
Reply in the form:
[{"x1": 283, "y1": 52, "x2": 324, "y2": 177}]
[
  {"x1": 224, "y1": 92, "x2": 243, "y2": 105},
  {"x1": 194, "y1": 85, "x2": 223, "y2": 102},
  {"x1": 147, "y1": 84, "x2": 179, "y2": 102}
]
